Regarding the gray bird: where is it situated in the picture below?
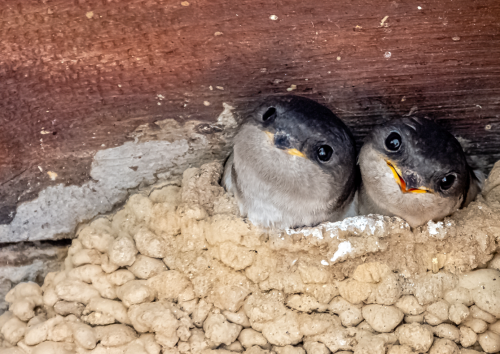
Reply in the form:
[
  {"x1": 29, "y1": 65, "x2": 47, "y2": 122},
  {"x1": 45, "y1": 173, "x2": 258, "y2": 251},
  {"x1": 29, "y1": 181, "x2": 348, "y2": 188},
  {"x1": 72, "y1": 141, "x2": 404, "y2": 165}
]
[
  {"x1": 357, "y1": 117, "x2": 482, "y2": 228},
  {"x1": 222, "y1": 95, "x2": 357, "y2": 229}
]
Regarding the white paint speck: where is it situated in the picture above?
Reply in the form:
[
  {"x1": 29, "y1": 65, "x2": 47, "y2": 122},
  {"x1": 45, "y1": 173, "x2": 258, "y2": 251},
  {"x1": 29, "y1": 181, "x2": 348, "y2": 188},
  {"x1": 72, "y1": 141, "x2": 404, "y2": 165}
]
[
  {"x1": 380, "y1": 15, "x2": 389, "y2": 27},
  {"x1": 311, "y1": 228, "x2": 324, "y2": 239},
  {"x1": 331, "y1": 241, "x2": 353, "y2": 262},
  {"x1": 286, "y1": 227, "x2": 323, "y2": 239},
  {"x1": 157, "y1": 94, "x2": 165, "y2": 100},
  {"x1": 321, "y1": 260, "x2": 329, "y2": 266},
  {"x1": 203, "y1": 101, "x2": 211, "y2": 106},
  {"x1": 326, "y1": 215, "x2": 385, "y2": 237},
  {"x1": 427, "y1": 220, "x2": 444, "y2": 236},
  {"x1": 384, "y1": 51, "x2": 392, "y2": 59},
  {"x1": 417, "y1": 6, "x2": 422, "y2": 10},
  {"x1": 292, "y1": 259, "x2": 297, "y2": 265},
  {"x1": 47, "y1": 171, "x2": 58, "y2": 181},
  {"x1": 38, "y1": 166, "x2": 43, "y2": 172},
  {"x1": 269, "y1": 15, "x2": 278, "y2": 20}
]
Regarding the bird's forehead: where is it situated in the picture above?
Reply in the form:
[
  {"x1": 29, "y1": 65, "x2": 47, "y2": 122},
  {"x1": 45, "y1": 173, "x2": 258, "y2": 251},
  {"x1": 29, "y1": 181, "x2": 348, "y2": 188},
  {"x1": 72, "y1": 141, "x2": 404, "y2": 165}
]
[
  {"x1": 370, "y1": 118, "x2": 467, "y2": 173},
  {"x1": 254, "y1": 101, "x2": 344, "y2": 141}
]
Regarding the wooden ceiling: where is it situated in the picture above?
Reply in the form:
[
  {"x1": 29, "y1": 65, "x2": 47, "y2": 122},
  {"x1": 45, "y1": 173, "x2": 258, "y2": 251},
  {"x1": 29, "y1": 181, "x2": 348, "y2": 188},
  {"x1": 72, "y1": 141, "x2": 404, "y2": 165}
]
[{"x1": 0, "y1": 0, "x2": 499, "y2": 226}]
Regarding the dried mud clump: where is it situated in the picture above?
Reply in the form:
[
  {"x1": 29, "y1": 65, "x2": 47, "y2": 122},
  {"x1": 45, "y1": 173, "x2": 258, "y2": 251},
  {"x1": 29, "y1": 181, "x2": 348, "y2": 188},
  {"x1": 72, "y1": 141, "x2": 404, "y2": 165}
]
[{"x1": 1, "y1": 160, "x2": 500, "y2": 354}]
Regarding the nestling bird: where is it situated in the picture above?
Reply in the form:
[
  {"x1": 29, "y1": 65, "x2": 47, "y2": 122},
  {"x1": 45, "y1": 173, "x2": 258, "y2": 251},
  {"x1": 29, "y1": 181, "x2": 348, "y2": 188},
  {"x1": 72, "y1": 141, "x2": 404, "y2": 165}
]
[
  {"x1": 357, "y1": 117, "x2": 482, "y2": 228},
  {"x1": 222, "y1": 95, "x2": 357, "y2": 229}
]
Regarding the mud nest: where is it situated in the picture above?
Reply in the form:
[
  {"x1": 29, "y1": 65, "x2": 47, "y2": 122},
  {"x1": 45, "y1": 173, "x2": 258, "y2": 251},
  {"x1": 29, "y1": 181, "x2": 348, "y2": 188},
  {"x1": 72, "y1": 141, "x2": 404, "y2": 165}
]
[{"x1": 1, "y1": 161, "x2": 500, "y2": 354}]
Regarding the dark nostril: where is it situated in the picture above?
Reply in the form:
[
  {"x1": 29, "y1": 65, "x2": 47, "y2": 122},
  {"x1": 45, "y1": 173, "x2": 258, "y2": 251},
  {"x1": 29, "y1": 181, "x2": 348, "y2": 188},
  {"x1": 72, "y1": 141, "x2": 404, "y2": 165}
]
[
  {"x1": 274, "y1": 133, "x2": 290, "y2": 150},
  {"x1": 262, "y1": 107, "x2": 276, "y2": 122},
  {"x1": 403, "y1": 170, "x2": 420, "y2": 188}
]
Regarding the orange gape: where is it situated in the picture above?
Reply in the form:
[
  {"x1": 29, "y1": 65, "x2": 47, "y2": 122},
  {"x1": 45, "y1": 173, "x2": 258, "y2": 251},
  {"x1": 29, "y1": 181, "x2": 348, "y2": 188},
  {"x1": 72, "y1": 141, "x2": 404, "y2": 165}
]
[{"x1": 386, "y1": 161, "x2": 429, "y2": 194}]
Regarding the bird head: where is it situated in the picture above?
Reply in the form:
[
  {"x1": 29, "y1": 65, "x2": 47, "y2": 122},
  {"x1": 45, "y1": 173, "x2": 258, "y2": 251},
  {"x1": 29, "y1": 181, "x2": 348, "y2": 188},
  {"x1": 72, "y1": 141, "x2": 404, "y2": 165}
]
[
  {"x1": 251, "y1": 96, "x2": 355, "y2": 169},
  {"x1": 234, "y1": 95, "x2": 358, "y2": 210},
  {"x1": 358, "y1": 116, "x2": 480, "y2": 226}
]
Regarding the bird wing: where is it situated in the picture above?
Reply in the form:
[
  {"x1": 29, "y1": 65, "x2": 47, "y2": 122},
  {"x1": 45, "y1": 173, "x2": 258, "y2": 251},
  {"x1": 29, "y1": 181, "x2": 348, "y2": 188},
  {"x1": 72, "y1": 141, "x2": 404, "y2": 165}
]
[
  {"x1": 221, "y1": 151, "x2": 235, "y2": 194},
  {"x1": 462, "y1": 167, "x2": 484, "y2": 208}
]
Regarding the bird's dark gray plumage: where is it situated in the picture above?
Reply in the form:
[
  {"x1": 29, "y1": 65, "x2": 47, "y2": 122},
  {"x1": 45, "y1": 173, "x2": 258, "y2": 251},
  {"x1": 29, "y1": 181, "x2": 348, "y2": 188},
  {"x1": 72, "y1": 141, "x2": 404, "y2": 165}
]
[
  {"x1": 222, "y1": 95, "x2": 357, "y2": 229},
  {"x1": 357, "y1": 117, "x2": 482, "y2": 228}
]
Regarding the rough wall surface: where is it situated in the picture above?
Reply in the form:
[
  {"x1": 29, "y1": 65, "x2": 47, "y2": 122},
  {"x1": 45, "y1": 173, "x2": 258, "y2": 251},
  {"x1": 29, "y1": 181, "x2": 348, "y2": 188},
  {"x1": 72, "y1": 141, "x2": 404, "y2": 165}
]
[
  {"x1": 0, "y1": 104, "x2": 238, "y2": 243},
  {"x1": 1, "y1": 0, "x2": 500, "y2": 239},
  {"x1": 0, "y1": 241, "x2": 69, "y2": 313},
  {"x1": 0, "y1": 160, "x2": 499, "y2": 353}
]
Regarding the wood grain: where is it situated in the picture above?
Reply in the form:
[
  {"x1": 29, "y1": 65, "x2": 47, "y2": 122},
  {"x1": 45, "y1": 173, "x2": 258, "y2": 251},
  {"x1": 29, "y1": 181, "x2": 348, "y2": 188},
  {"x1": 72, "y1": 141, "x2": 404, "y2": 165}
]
[{"x1": 0, "y1": 0, "x2": 499, "y2": 225}]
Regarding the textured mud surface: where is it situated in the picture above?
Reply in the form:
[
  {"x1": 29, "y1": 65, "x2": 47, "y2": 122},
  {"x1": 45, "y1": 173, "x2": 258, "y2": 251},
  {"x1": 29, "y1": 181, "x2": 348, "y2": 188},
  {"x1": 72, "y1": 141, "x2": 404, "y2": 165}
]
[{"x1": 0, "y1": 161, "x2": 500, "y2": 354}]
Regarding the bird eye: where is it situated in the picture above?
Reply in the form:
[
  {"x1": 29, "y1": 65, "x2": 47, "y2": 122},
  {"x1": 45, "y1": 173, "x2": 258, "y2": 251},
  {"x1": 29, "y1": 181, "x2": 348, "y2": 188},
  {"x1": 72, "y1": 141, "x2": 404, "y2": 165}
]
[
  {"x1": 317, "y1": 145, "x2": 333, "y2": 162},
  {"x1": 262, "y1": 107, "x2": 276, "y2": 122},
  {"x1": 439, "y1": 174, "x2": 456, "y2": 191},
  {"x1": 385, "y1": 132, "x2": 402, "y2": 151}
]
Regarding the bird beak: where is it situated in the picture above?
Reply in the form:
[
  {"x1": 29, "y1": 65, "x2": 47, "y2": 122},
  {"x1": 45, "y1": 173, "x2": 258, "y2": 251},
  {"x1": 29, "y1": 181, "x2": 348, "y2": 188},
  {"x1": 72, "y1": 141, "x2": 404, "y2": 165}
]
[
  {"x1": 287, "y1": 148, "x2": 306, "y2": 158},
  {"x1": 265, "y1": 131, "x2": 275, "y2": 143},
  {"x1": 385, "y1": 160, "x2": 431, "y2": 194},
  {"x1": 265, "y1": 131, "x2": 306, "y2": 158}
]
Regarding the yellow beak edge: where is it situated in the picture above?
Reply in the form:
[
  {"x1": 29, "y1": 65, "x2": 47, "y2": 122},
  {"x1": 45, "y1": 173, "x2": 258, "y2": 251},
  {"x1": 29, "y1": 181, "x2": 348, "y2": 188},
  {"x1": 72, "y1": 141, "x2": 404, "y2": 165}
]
[
  {"x1": 386, "y1": 161, "x2": 430, "y2": 194},
  {"x1": 287, "y1": 148, "x2": 306, "y2": 158}
]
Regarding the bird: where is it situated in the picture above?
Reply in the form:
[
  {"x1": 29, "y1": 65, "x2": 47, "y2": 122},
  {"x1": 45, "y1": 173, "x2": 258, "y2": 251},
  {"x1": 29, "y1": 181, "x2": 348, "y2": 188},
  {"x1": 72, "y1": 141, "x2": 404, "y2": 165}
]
[
  {"x1": 357, "y1": 116, "x2": 482, "y2": 228},
  {"x1": 222, "y1": 95, "x2": 358, "y2": 229}
]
